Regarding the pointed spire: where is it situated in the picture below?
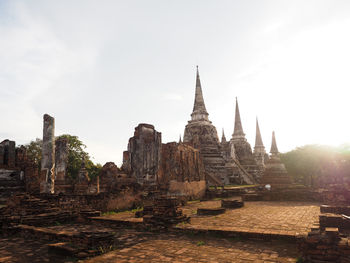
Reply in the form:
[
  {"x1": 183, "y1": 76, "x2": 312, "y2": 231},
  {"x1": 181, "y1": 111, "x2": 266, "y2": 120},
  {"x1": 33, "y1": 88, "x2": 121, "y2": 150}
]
[
  {"x1": 179, "y1": 134, "x2": 182, "y2": 143},
  {"x1": 191, "y1": 66, "x2": 209, "y2": 121},
  {"x1": 255, "y1": 118, "x2": 264, "y2": 147},
  {"x1": 232, "y1": 97, "x2": 245, "y2": 137},
  {"x1": 221, "y1": 128, "x2": 227, "y2": 143},
  {"x1": 270, "y1": 131, "x2": 279, "y2": 154}
]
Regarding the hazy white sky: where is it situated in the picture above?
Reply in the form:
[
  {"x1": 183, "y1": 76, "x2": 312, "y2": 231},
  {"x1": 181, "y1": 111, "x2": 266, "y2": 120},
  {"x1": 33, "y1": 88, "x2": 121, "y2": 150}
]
[{"x1": 1, "y1": 0, "x2": 350, "y2": 165}]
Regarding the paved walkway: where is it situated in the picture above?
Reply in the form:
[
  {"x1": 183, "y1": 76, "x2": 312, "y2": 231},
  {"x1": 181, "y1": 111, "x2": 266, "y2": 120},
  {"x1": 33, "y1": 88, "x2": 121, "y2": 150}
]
[
  {"x1": 84, "y1": 232, "x2": 299, "y2": 263},
  {"x1": 180, "y1": 200, "x2": 320, "y2": 236},
  {"x1": 0, "y1": 237, "x2": 54, "y2": 263},
  {"x1": 0, "y1": 201, "x2": 319, "y2": 262},
  {"x1": 100, "y1": 200, "x2": 320, "y2": 237}
]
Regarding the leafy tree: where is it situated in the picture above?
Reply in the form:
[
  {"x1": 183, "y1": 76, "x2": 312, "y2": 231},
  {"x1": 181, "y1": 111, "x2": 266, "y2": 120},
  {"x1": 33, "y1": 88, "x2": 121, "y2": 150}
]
[
  {"x1": 280, "y1": 144, "x2": 350, "y2": 186},
  {"x1": 26, "y1": 138, "x2": 42, "y2": 168},
  {"x1": 25, "y1": 134, "x2": 101, "y2": 180}
]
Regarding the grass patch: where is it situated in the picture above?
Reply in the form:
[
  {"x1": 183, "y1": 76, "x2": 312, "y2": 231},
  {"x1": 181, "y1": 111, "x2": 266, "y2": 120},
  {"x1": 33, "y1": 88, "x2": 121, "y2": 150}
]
[
  {"x1": 131, "y1": 207, "x2": 143, "y2": 213},
  {"x1": 209, "y1": 184, "x2": 258, "y2": 190},
  {"x1": 188, "y1": 200, "x2": 200, "y2": 204},
  {"x1": 102, "y1": 207, "x2": 143, "y2": 216},
  {"x1": 101, "y1": 211, "x2": 119, "y2": 216},
  {"x1": 196, "y1": 241, "x2": 205, "y2": 246}
]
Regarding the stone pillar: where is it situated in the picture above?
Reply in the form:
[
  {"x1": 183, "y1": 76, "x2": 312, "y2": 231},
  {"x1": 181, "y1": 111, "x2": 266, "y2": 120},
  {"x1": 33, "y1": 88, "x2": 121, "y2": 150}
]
[
  {"x1": 41, "y1": 114, "x2": 55, "y2": 194},
  {"x1": 8, "y1": 141, "x2": 16, "y2": 167},
  {"x1": 96, "y1": 175, "x2": 100, "y2": 194},
  {"x1": 0, "y1": 144, "x2": 4, "y2": 166},
  {"x1": 1, "y1": 140, "x2": 16, "y2": 168},
  {"x1": 15, "y1": 145, "x2": 27, "y2": 168},
  {"x1": 55, "y1": 137, "x2": 68, "y2": 181}
]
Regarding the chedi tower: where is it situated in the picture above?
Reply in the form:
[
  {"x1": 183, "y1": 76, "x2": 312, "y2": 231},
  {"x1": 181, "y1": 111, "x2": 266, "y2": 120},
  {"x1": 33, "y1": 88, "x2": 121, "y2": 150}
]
[
  {"x1": 228, "y1": 98, "x2": 262, "y2": 181},
  {"x1": 253, "y1": 118, "x2": 267, "y2": 175},
  {"x1": 183, "y1": 67, "x2": 228, "y2": 185},
  {"x1": 260, "y1": 131, "x2": 292, "y2": 188}
]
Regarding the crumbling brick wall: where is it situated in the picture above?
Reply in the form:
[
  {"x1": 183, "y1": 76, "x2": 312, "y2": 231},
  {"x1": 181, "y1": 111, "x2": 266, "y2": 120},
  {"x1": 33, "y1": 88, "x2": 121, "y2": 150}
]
[
  {"x1": 158, "y1": 142, "x2": 206, "y2": 199},
  {"x1": 123, "y1": 124, "x2": 161, "y2": 185}
]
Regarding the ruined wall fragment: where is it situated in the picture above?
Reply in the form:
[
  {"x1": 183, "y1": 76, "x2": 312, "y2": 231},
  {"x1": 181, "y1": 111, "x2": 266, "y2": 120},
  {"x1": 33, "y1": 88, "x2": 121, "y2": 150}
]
[
  {"x1": 124, "y1": 124, "x2": 161, "y2": 185},
  {"x1": 0, "y1": 144, "x2": 4, "y2": 166},
  {"x1": 158, "y1": 142, "x2": 206, "y2": 199},
  {"x1": 55, "y1": 137, "x2": 68, "y2": 181},
  {"x1": 1, "y1": 140, "x2": 16, "y2": 168}
]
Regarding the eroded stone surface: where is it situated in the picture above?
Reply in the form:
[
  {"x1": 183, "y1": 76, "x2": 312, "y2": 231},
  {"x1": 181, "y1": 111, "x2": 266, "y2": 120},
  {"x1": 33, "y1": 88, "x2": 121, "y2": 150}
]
[
  {"x1": 158, "y1": 142, "x2": 206, "y2": 199},
  {"x1": 55, "y1": 137, "x2": 68, "y2": 182},
  {"x1": 123, "y1": 123, "x2": 161, "y2": 185}
]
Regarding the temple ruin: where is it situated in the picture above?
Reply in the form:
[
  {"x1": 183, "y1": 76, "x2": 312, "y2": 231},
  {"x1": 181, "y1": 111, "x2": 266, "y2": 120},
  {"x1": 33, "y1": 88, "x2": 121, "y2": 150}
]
[
  {"x1": 184, "y1": 67, "x2": 264, "y2": 185},
  {"x1": 1, "y1": 68, "x2": 349, "y2": 263}
]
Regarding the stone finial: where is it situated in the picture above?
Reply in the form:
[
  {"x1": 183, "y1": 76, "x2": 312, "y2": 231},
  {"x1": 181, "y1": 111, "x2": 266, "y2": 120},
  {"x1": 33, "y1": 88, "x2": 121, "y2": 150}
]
[
  {"x1": 255, "y1": 118, "x2": 264, "y2": 147},
  {"x1": 221, "y1": 128, "x2": 227, "y2": 143},
  {"x1": 270, "y1": 131, "x2": 279, "y2": 154},
  {"x1": 179, "y1": 134, "x2": 182, "y2": 143},
  {"x1": 232, "y1": 97, "x2": 245, "y2": 138},
  {"x1": 190, "y1": 66, "x2": 209, "y2": 122}
]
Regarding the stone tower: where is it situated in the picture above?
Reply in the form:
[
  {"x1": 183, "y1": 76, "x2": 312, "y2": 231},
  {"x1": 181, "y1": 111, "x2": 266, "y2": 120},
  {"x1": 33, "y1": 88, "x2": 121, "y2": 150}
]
[
  {"x1": 183, "y1": 67, "x2": 228, "y2": 184},
  {"x1": 231, "y1": 98, "x2": 245, "y2": 142},
  {"x1": 221, "y1": 129, "x2": 227, "y2": 144},
  {"x1": 260, "y1": 131, "x2": 293, "y2": 188},
  {"x1": 270, "y1": 131, "x2": 279, "y2": 155},
  {"x1": 253, "y1": 118, "x2": 266, "y2": 168},
  {"x1": 229, "y1": 98, "x2": 260, "y2": 180}
]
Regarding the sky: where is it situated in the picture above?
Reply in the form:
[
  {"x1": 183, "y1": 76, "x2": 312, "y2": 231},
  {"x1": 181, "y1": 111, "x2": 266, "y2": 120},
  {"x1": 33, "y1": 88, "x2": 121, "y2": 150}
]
[{"x1": 1, "y1": 0, "x2": 350, "y2": 165}]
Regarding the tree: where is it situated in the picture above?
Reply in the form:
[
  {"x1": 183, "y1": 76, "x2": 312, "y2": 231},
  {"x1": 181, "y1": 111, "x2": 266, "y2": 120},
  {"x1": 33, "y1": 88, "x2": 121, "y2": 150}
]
[
  {"x1": 25, "y1": 134, "x2": 101, "y2": 180},
  {"x1": 280, "y1": 144, "x2": 350, "y2": 187},
  {"x1": 26, "y1": 138, "x2": 42, "y2": 168}
]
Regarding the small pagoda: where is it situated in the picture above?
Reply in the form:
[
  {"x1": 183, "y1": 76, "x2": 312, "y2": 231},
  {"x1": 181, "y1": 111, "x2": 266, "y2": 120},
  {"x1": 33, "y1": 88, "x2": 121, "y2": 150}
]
[{"x1": 260, "y1": 131, "x2": 293, "y2": 188}]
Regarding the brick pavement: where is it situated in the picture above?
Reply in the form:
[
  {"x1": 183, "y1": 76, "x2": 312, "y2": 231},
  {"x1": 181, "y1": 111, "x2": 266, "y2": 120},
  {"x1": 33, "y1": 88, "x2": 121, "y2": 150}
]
[
  {"x1": 0, "y1": 237, "x2": 55, "y2": 263},
  {"x1": 100, "y1": 200, "x2": 320, "y2": 237},
  {"x1": 180, "y1": 201, "x2": 320, "y2": 237},
  {"x1": 83, "y1": 232, "x2": 299, "y2": 263},
  {"x1": 0, "y1": 201, "x2": 319, "y2": 262}
]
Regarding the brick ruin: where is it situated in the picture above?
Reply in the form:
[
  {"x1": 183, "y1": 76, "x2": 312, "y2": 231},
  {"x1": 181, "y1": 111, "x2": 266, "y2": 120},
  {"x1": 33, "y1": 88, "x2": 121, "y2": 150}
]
[
  {"x1": 299, "y1": 192, "x2": 350, "y2": 262},
  {"x1": 0, "y1": 114, "x2": 208, "y2": 222},
  {"x1": 122, "y1": 123, "x2": 207, "y2": 199},
  {"x1": 0, "y1": 140, "x2": 39, "y2": 204},
  {"x1": 0, "y1": 68, "x2": 296, "y2": 213},
  {"x1": 122, "y1": 123, "x2": 162, "y2": 185}
]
